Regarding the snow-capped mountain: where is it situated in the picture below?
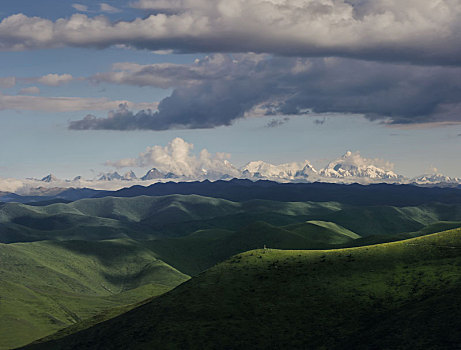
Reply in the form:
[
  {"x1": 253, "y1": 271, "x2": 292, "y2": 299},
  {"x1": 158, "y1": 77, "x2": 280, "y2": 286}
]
[
  {"x1": 239, "y1": 152, "x2": 401, "y2": 182},
  {"x1": 141, "y1": 168, "x2": 166, "y2": 181},
  {"x1": 319, "y1": 151, "x2": 399, "y2": 180},
  {"x1": 3, "y1": 151, "x2": 460, "y2": 195},
  {"x1": 122, "y1": 170, "x2": 137, "y2": 181},
  {"x1": 241, "y1": 160, "x2": 316, "y2": 180},
  {"x1": 98, "y1": 172, "x2": 123, "y2": 181},
  {"x1": 41, "y1": 174, "x2": 58, "y2": 182},
  {"x1": 411, "y1": 173, "x2": 461, "y2": 184},
  {"x1": 199, "y1": 159, "x2": 241, "y2": 180},
  {"x1": 295, "y1": 162, "x2": 319, "y2": 178},
  {"x1": 99, "y1": 171, "x2": 138, "y2": 181}
]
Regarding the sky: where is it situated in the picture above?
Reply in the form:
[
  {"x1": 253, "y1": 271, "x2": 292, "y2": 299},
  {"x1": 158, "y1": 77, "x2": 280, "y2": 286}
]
[{"x1": 0, "y1": 0, "x2": 460, "y2": 181}]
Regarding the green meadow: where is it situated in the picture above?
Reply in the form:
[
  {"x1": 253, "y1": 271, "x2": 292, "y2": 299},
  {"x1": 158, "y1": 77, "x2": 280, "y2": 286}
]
[{"x1": 0, "y1": 194, "x2": 461, "y2": 348}]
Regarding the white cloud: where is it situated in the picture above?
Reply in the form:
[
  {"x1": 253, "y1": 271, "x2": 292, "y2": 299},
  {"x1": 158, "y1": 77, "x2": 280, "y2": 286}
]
[
  {"x1": 0, "y1": 93, "x2": 155, "y2": 112},
  {"x1": 0, "y1": 178, "x2": 26, "y2": 193},
  {"x1": 0, "y1": 77, "x2": 16, "y2": 89},
  {"x1": 72, "y1": 4, "x2": 89, "y2": 12},
  {"x1": 100, "y1": 3, "x2": 121, "y2": 13},
  {"x1": 36, "y1": 73, "x2": 73, "y2": 86},
  {"x1": 320, "y1": 151, "x2": 398, "y2": 179},
  {"x1": 335, "y1": 151, "x2": 395, "y2": 171},
  {"x1": 18, "y1": 86, "x2": 40, "y2": 95},
  {"x1": 106, "y1": 137, "x2": 240, "y2": 178},
  {"x1": 0, "y1": 1, "x2": 460, "y2": 65}
]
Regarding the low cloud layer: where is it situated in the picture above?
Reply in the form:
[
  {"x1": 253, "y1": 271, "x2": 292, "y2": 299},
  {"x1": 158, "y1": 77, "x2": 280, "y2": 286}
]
[
  {"x1": 0, "y1": 0, "x2": 460, "y2": 65},
  {"x1": 70, "y1": 54, "x2": 461, "y2": 130},
  {"x1": 106, "y1": 137, "x2": 239, "y2": 178},
  {"x1": 0, "y1": 94, "x2": 155, "y2": 112},
  {"x1": 0, "y1": 77, "x2": 16, "y2": 89},
  {"x1": 35, "y1": 73, "x2": 73, "y2": 86},
  {"x1": 18, "y1": 86, "x2": 40, "y2": 95}
]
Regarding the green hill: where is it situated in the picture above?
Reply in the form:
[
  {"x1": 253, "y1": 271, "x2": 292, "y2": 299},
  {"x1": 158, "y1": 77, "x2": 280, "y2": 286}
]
[
  {"x1": 143, "y1": 220, "x2": 359, "y2": 275},
  {"x1": 0, "y1": 240, "x2": 189, "y2": 350},
  {"x1": 0, "y1": 218, "x2": 361, "y2": 349},
  {"x1": 24, "y1": 228, "x2": 461, "y2": 349},
  {"x1": 2, "y1": 194, "x2": 461, "y2": 349},
  {"x1": 2, "y1": 195, "x2": 461, "y2": 244},
  {"x1": 0, "y1": 196, "x2": 343, "y2": 243}
]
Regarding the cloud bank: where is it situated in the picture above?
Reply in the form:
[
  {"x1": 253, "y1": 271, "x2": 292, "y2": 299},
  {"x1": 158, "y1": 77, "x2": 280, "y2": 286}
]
[
  {"x1": 106, "y1": 137, "x2": 240, "y2": 178},
  {"x1": 0, "y1": 94, "x2": 155, "y2": 112},
  {"x1": 70, "y1": 54, "x2": 461, "y2": 129},
  {"x1": 0, "y1": 0, "x2": 460, "y2": 65}
]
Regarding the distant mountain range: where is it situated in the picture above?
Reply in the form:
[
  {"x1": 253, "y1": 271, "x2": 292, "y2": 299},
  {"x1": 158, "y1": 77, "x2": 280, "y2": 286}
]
[{"x1": 2, "y1": 151, "x2": 460, "y2": 195}]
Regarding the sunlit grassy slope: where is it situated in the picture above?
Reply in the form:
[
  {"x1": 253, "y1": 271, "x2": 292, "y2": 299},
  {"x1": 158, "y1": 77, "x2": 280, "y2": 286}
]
[
  {"x1": 144, "y1": 220, "x2": 360, "y2": 275},
  {"x1": 0, "y1": 240, "x2": 189, "y2": 350},
  {"x1": 25, "y1": 228, "x2": 461, "y2": 350}
]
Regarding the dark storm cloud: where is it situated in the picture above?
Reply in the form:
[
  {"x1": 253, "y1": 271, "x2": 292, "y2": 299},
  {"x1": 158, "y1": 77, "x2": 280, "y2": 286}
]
[{"x1": 70, "y1": 54, "x2": 461, "y2": 130}]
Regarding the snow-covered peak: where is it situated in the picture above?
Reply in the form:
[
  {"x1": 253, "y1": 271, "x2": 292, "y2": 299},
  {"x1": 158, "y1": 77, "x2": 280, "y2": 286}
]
[
  {"x1": 122, "y1": 170, "x2": 137, "y2": 181},
  {"x1": 98, "y1": 172, "x2": 123, "y2": 181},
  {"x1": 241, "y1": 160, "x2": 317, "y2": 179},
  {"x1": 141, "y1": 168, "x2": 166, "y2": 181},
  {"x1": 320, "y1": 151, "x2": 399, "y2": 179},
  {"x1": 412, "y1": 173, "x2": 461, "y2": 184},
  {"x1": 41, "y1": 174, "x2": 58, "y2": 182}
]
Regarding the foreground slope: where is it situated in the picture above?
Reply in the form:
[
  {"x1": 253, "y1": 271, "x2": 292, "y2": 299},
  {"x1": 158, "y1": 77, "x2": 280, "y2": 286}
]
[
  {"x1": 0, "y1": 240, "x2": 189, "y2": 350},
  {"x1": 25, "y1": 228, "x2": 461, "y2": 349}
]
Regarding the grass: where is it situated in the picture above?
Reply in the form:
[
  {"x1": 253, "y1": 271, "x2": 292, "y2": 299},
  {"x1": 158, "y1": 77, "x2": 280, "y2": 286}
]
[
  {"x1": 2, "y1": 194, "x2": 461, "y2": 348},
  {"x1": 23, "y1": 227, "x2": 461, "y2": 349}
]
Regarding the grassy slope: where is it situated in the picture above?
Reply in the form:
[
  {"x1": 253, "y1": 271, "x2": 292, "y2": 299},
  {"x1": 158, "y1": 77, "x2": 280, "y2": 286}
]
[
  {"x1": 0, "y1": 218, "x2": 358, "y2": 348},
  {"x1": 25, "y1": 228, "x2": 461, "y2": 350},
  {"x1": 144, "y1": 220, "x2": 360, "y2": 276},
  {"x1": 0, "y1": 240, "x2": 189, "y2": 350},
  {"x1": 343, "y1": 220, "x2": 461, "y2": 247}
]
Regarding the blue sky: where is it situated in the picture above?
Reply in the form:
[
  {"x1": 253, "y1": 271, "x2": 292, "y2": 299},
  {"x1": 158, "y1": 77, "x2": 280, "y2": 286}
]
[{"x1": 0, "y1": 0, "x2": 460, "y2": 180}]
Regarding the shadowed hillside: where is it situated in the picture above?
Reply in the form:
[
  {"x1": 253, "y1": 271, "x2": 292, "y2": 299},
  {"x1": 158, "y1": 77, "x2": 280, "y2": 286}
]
[{"x1": 2, "y1": 194, "x2": 461, "y2": 243}]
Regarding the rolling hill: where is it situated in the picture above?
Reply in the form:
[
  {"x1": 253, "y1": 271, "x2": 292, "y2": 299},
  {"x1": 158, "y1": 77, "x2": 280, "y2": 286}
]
[
  {"x1": 23, "y1": 228, "x2": 461, "y2": 349},
  {"x1": 3, "y1": 180, "x2": 461, "y2": 207},
  {"x1": 2, "y1": 194, "x2": 461, "y2": 244},
  {"x1": 0, "y1": 218, "x2": 361, "y2": 349},
  {"x1": 2, "y1": 193, "x2": 461, "y2": 349}
]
